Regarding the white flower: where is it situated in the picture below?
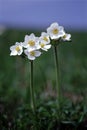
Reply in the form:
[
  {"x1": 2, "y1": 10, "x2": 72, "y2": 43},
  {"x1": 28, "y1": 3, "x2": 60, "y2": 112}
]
[
  {"x1": 39, "y1": 40, "x2": 51, "y2": 51},
  {"x1": 22, "y1": 33, "x2": 40, "y2": 50},
  {"x1": 47, "y1": 22, "x2": 65, "y2": 40},
  {"x1": 62, "y1": 33, "x2": 71, "y2": 41},
  {"x1": 24, "y1": 48, "x2": 41, "y2": 60},
  {"x1": 10, "y1": 42, "x2": 23, "y2": 56},
  {"x1": 40, "y1": 32, "x2": 50, "y2": 44}
]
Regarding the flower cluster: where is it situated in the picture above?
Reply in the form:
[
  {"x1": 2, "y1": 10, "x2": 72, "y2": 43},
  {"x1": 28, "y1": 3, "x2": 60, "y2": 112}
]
[{"x1": 10, "y1": 22, "x2": 71, "y2": 60}]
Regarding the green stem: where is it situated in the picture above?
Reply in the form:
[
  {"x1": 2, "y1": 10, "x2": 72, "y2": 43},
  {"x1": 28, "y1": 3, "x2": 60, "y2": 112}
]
[
  {"x1": 30, "y1": 61, "x2": 35, "y2": 114},
  {"x1": 30, "y1": 61, "x2": 37, "y2": 130},
  {"x1": 53, "y1": 46, "x2": 61, "y2": 119}
]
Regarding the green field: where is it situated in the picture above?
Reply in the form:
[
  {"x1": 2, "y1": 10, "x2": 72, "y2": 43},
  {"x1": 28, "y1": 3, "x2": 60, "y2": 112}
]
[
  {"x1": 0, "y1": 29, "x2": 87, "y2": 129},
  {"x1": 0, "y1": 29, "x2": 87, "y2": 101}
]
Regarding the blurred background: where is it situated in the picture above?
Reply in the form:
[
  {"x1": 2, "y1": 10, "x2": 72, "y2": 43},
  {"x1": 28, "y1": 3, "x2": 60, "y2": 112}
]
[
  {"x1": 0, "y1": 0, "x2": 87, "y2": 30},
  {"x1": 0, "y1": 0, "x2": 87, "y2": 106}
]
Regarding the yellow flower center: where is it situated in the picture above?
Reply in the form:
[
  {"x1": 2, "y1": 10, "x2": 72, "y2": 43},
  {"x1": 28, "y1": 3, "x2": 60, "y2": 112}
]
[
  {"x1": 15, "y1": 46, "x2": 20, "y2": 52},
  {"x1": 63, "y1": 35, "x2": 66, "y2": 38},
  {"x1": 52, "y1": 28, "x2": 58, "y2": 34},
  {"x1": 43, "y1": 36, "x2": 48, "y2": 42},
  {"x1": 30, "y1": 51, "x2": 35, "y2": 56},
  {"x1": 40, "y1": 43, "x2": 45, "y2": 48},
  {"x1": 28, "y1": 40, "x2": 35, "y2": 46}
]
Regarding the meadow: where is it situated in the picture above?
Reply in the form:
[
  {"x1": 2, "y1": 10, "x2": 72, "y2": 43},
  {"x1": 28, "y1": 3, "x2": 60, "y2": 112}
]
[{"x1": 0, "y1": 29, "x2": 87, "y2": 129}]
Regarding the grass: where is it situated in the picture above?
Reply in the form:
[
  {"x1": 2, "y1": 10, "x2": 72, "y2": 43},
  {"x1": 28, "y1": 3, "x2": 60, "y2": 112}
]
[{"x1": 0, "y1": 29, "x2": 87, "y2": 129}]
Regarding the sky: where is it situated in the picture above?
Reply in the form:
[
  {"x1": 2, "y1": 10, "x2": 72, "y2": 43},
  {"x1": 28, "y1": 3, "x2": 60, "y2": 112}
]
[{"x1": 0, "y1": 0, "x2": 87, "y2": 30}]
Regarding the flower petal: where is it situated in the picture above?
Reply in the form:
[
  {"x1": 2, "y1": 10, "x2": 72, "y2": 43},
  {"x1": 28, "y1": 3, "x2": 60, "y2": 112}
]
[
  {"x1": 24, "y1": 35, "x2": 29, "y2": 41},
  {"x1": 44, "y1": 44, "x2": 51, "y2": 49},
  {"x1": 10, "y1": 50, "x2": 17, "y2": 56},
  {"x1": 51, "y1": 22, "x2": 59, "y2": 28},
  {"x1": 10, "y1": 45, "x2": 15, "y2": 51},
  {"x1": 28, "y1": 55, "x2": 35, "y2": 60},
  {"x1": 17, "y1": 49, "x2": 23, "y2": 55},
  {"x1": 35, "y1": 51, "x2": 41, "y2": 57}
]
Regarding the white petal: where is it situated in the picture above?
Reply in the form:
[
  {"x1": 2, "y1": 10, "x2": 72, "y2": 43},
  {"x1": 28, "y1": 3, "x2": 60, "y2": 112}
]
[
  {"x1": 28, "y1": 55, "x2": 35, "y2": 60},
  {"x1": 27, "y1": 47, "x2": 34, "y2": 52},
  {"x1": 10, "y1": 50, "x2": 17, "y2": 56},
  {"x1": 63, "y1": 33, "x2": 71, "y2": 41},
  {"x1": 17, "y1": 49, "x2": 23, "y2": 55},
  {"x1": 41, "y1": 48, "x2": 48, "y2": 51},
  {"x1": 24, "y1": 35, "x2": 29, "y2": 41},
  {"x1": 29, "y1": 46, "x2": 38, "y2": 51},
  {"x1": 50, "y1": 34, "x2": 58, "y2": 40},
  {"x1": 66, "y1": 34, "x2": 71, "y2": 40},
  {"x1": 39, "y1": 40, "x2": 47, "y2": 44},
  {"x1": 41, "y1": 32, "x2": 49, "y2": 37},
  {"x1": 30, "y1": 33, "x2": 35, "y2": 37},
  {"x1": 35, "y1": 51, "x2": 41, "y2": 57},
  {"x1": 36, "y1": 44, "x2": 41, "y2": 50},
  {"x1": 24, "y1": 49, "x2": 35, "y2": 60},
  {"x1": 10, "y1": 45, "x2": 15, "y2": 51},
  {"x1": 22, "y1": 41, "x2": 29, "y2": 48},
  {"x1": 41, "y1": 32, "x2": 46, "y2": 36},
  {"x1": 24, "y1": 49, "x2": 29, "y2": 56},
  {"x1": 44, "y1": 45, "x2": 51, "y2": 49},
  {"x1": 30, "y1": 33, "x2": 35, "y2": 39},
  {"x1": 59, "y1": 26, "x2": 64, "y2": 31},
  {"x1": 47, "y1": 27, "x2": 51, "y2": 34},
  {"x1": 58, "y1": 31, "x2": 65, "y2": 37},
  {"x1": 51, "y1": 22, "x2": 59, "y2": 28},
  {"x1": 15, "y1": 42, "x2": 22, "y2": 46}
]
